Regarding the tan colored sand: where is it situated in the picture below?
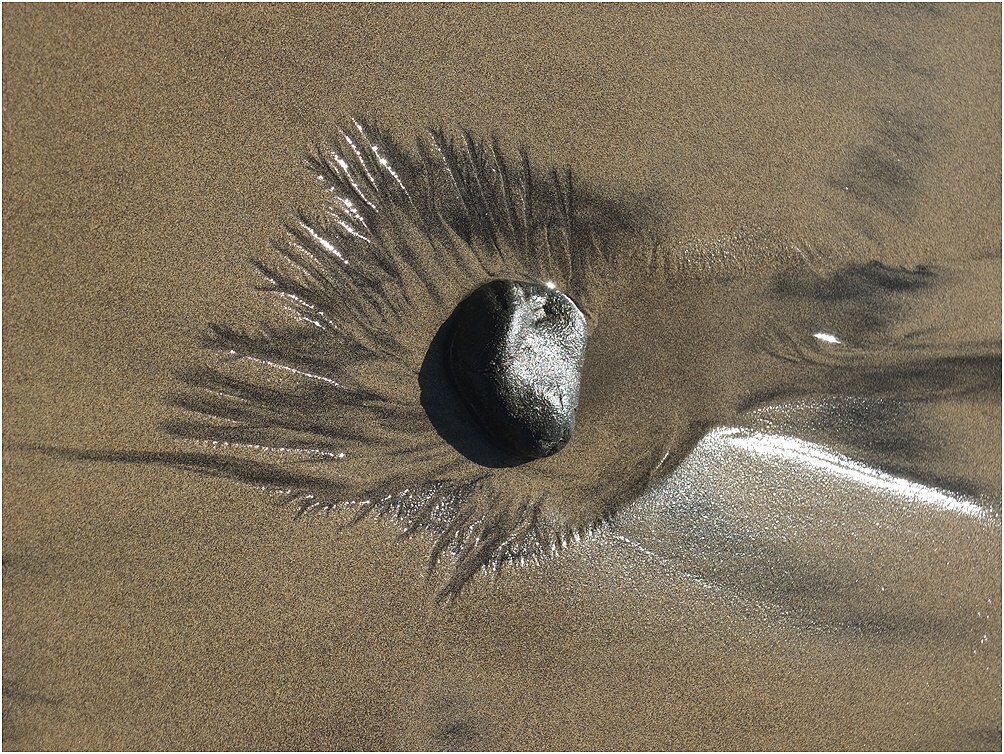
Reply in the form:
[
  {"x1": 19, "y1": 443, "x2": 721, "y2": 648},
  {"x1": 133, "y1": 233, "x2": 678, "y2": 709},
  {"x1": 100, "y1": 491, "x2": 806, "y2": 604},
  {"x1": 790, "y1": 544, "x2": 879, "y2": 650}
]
[{"x1": 3, "y1": 4, "x2": 1000, "y2": 750}]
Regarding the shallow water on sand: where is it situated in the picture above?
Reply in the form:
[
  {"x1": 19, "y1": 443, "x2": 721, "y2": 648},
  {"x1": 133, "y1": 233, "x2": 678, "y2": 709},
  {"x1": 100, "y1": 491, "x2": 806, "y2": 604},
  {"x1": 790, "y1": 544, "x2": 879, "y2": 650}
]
[{"x1": 3, "y1": 5, "x2": 1001, "y2": 750}]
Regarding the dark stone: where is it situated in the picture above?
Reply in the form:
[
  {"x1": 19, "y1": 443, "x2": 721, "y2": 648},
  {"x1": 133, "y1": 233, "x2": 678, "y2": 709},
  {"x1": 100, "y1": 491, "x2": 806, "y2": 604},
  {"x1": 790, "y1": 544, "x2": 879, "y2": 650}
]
[{"x1": 447, "y1": 279, "x2": 587, "y2": 459}]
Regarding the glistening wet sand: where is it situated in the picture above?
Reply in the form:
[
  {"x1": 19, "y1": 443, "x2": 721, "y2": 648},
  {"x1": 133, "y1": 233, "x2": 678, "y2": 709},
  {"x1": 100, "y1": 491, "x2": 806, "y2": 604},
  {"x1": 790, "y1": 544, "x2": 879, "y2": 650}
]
[{"x1": 3, "y1": 4, "x2": 1001, "y2": 750}]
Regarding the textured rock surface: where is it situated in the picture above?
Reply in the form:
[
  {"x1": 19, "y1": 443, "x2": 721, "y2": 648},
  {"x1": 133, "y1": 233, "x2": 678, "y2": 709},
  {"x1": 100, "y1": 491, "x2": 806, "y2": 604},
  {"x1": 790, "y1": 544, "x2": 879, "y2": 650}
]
[{"x1": 447, "y1": 279, "x2": 588, "y2": 459}]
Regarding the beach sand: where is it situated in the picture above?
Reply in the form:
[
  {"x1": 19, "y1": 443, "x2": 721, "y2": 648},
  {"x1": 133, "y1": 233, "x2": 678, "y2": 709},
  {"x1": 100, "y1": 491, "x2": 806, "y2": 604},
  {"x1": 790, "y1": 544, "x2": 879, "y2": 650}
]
[{"x1": 3, "y1": 4, "x2": 1001, "y2": 750}]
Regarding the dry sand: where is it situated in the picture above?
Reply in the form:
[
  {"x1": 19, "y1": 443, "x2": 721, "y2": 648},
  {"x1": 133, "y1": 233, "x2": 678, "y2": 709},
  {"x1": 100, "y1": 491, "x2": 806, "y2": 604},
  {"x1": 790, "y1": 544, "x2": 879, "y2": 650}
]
[{"x1": 3, "y1": 4, "x2": 1001, "y2": 750}]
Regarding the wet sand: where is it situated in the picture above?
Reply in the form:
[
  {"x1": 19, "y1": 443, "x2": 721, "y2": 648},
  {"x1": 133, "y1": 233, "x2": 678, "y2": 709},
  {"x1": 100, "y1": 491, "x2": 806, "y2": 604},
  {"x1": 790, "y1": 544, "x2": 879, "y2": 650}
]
[{"x1": 3, "y1": 4, "x2": 1001, "y2": 750}]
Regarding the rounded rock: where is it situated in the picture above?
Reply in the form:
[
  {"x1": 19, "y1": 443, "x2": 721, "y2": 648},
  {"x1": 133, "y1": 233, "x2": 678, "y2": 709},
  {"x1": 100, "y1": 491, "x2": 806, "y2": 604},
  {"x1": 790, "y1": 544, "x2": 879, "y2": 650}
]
[{"x1": 447, "y1": 279, "x2": 588, "y2": 459}]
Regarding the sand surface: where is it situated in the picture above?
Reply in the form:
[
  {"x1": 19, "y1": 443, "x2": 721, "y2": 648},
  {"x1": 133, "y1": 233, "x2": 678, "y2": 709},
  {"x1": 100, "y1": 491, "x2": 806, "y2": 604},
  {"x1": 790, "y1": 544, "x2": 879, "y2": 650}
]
[{"x1": 3, "y1": 4, "x2": 1001, "y2": 750}]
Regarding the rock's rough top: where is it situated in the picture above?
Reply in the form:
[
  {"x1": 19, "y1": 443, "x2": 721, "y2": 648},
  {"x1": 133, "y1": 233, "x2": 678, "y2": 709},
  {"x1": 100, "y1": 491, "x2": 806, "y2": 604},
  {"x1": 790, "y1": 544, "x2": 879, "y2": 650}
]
[{"x1": 447, "y1": 279, "x2": 588, "y2": 459}]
